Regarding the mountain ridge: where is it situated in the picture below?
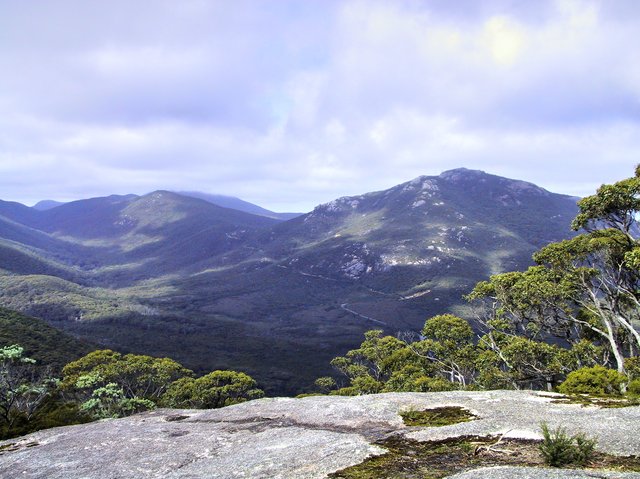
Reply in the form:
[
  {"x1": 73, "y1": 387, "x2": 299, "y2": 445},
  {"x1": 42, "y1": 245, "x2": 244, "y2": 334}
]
[
  {"x1": 177, "y1": 191, "x2": 303, "y2": 220},
  {"x1": 0, "y1": 169, "x2": 579, "y2": 394}
]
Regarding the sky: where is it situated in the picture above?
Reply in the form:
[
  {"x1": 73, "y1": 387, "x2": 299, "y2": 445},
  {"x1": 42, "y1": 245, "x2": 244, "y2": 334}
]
[{"x1": 0, "y1": 0, "x2": 639, "y2": 212}]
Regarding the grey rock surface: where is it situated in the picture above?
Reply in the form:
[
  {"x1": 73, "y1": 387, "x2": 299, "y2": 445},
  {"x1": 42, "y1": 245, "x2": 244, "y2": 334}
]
[
  {"x1": 447, "y1": 466, "x2": 640, "y2": 479},
  {"x1": 1, "y1": 390, "x2": 639, "y2": 478}
]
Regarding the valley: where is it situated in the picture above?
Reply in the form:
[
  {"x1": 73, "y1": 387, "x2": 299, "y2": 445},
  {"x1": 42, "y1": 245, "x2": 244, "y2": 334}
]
[{"x1": 0, "y1": 168, "x2": 579, "y2": 395}]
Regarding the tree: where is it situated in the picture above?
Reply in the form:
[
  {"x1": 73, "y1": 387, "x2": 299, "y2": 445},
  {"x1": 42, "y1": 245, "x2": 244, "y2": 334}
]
[
  {"x1": 326, "y1": 318, "x2": 474, "y2": 395},
  {"x1": 415, "y1": 314, "x2": 477, "y2": 386},
  {"x1": 468, "y1": 166, "x2": 640, "y2": 374},
  {"x1": 161, "y1": 370, "x2": 264, "y2": 409},
  {"x1": 329, "y1": 330, "x2": 427, "y2": 394},
  {"x1": 75, "y1": 373, "x2": 155, "y2": 419},
  {"x1": 62, "y1": 350, "x2": 192, "y2": 402},
  {"x1": 0, "y1": 345, "x2": 56, "y2": 428}
]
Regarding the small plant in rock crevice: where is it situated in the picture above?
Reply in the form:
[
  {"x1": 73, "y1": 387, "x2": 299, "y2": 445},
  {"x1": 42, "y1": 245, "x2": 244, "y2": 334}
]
[{"x1": 539, "y1": 422, "x2": 597, "y2": 467}]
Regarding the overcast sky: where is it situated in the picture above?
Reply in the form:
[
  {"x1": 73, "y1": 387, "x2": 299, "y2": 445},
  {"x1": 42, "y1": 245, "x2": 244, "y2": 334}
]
[{"x1": 0, "y1": 0, "x2": 639, "y2": 212}]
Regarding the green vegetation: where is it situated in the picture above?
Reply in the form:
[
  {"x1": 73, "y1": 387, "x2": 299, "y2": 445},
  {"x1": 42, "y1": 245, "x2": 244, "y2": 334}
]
[
  {"x1": 319, "y1": 314, "x2": 625, "y2": 396},
  {"x1": 0, "y1": 170, "x2": 580, "y2": 396},
  {"x1": 318, "y1": 166, "x2": 640, "y2": 397},
  {"x1": 400, "y1": 406, "x2": 476, "y2": 427},
  {"x1": 62, "y1": 349, "x2": 190, "y2": 400},
  {"x1": 0, "y1": 307, "x2": 92, "y2": 372},
  {"x1": 1, "y1": 346, "x2": 263, "y2": 439},
  {"x1": 161, "y1": 370, "x2": 264, "y2": 408},
  {"x1": 330, "y1": 433, "x2": 640, "y2": 479},
  {"x1": 469, "y1": 167, "x2": 640, "y2": 375},
  {"x1": 558, "y1": 366, "x2": 627, "y2": 396},
  {"x1": 539, "y1": 423, "x2": 596, "y2": 467},
  {"x1": 76, "y1": 377, "x2": 156, "y2": 420},
  {"x1": 628, "y1": 379, "x2": 640, "y2": 396},
  {"x1": 0, "y1": 345, "x2": 56, "y2": 430}
]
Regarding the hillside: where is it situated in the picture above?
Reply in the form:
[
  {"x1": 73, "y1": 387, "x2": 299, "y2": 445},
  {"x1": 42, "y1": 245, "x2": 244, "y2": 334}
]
[
  {"x1": 0, "y1": 169, "x2": 579, "y2": 394},
  {"x1": 264, "y1": 167, "x2": 578, "y2": 289},
  {"x1": 0, "y1": 307, "x2": 93, "y2": 372},
  {"x1": 31, "y1": 200, "x2": 65, "y2": 211}
]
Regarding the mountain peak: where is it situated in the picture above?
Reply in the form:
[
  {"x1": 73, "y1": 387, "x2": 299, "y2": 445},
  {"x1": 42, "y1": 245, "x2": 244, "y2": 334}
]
[
  {"x1": 32, "y1": 199, "x2": 65, "y2": 211},
  {"x1": 438, "y1": 168, "x2": 487, "y2": 180}
]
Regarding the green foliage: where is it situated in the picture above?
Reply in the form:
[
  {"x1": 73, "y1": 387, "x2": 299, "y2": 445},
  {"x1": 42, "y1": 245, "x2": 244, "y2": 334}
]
[
  {"x1": 64, "y1": 350, "x2": 265, "y2": 417},
  {"x1": 329, "y1": 386, "x2": 360, "y2": 396},
  {"x1": 400, "y1": 406, "x2": 476, "y2": 427},
  {"x1": 0, "y1": 345, "x2": 57, "y2": 431},
  {"x1": 1, "y1": 396, "x2": 90, "y2": 440},
  {"x1": 62, "y1": 349, "x2": 191, "y2": 401},
  {"x1": 624, "y1": 357, "x2": 640, "y2": 380},
  {"x1": 539, "y1": 423, "x2": 596, "y2": 467},
  {"x1": 558, "y1": 366, "x2": 627, "y2": 396},
  {"x1": 421, "y1": 314, "x2": 473, "y2": 347},
  {"x1": 329, "y1": 329, "x2": 423, "y2": 395},
  {"x1": 79, "y1": 378, "x2": 155, "y2": 419},
  {"x1": 572, "y1": 173, "x2": 640, "y2": 234},
  {"x1": 2, "y1": 342, "x2": 264, "y2": 437},
  {"x1": 324, "y1": 313, "x2": 616, "y2": 394},
  {"x1": 627, "y1": 379, "x2": 640, "y2": 397},
  {"x1": 384, "y1": 366, "x2": 455, "y2": 392},
  {"x1": 314, "y1": 376, "x2": 337, "y2": 394},
  {"x1": 326, "y1": 318, "x2": 472, "y2": 395},
  {"x1": 467, "y1": 166, "x2": 640, "y2": 376},
  {"x1": 161, "y1": 370, "x2": 264, "y2": 409},
  {"x1": 350, "y1": 376, "x2": 384, "y2": 395},
  {"x1": 0, "y1": 307, "x2": 92, "y2": 373},
  {"x1": 473, "y1": 318, "x2": 582, "y2": 391}
]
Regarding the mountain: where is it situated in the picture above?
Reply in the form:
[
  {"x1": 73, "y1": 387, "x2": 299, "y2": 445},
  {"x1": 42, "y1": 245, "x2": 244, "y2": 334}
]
[
  {"x1": 0, "y1": 199, "x2": 41, "y2": 225},
  {"x1": 178, "y1": 191, "x2": 302, "y2": 220},
  {"x1": 11, "y1": 191, "x2": 280, "y2": 282},
  {"x1": 0, "y1": 169, "x2": 579, "y2": 394},
  {"x1": 32, "y1": 200, "x2": 65, "y2": 211},
  {"x1": 264, "y1": 168, "x2": 577, "y2": 286}
]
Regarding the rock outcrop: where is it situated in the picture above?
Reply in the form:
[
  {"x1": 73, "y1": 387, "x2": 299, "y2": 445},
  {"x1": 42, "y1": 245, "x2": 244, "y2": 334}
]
[{"x1": 1, "y1": 390, "x2": 640, "y2": 478}]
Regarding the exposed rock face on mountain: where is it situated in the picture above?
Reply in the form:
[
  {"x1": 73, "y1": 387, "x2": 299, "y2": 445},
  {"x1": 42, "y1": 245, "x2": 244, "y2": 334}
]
[
  {"x1": 1, "y1": 391, "x2": 639, "y2": 479},
  {"x1": 0, "y1": 170, "x2": 579, "y2": 395},
  {"x1": 267, "y1": 168, "x2": 577, "y2": 285}
]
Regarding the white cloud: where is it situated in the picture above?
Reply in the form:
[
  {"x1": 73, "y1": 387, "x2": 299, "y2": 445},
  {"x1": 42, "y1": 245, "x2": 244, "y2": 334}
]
[{"x1": 0, "y1": 0, "x2": 638, "y2": 211}]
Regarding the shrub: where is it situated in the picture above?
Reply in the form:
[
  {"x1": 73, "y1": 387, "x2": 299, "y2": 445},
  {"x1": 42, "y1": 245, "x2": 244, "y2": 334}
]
[
  {"x1": 314, "y1": 376, "x2": 337, "y2": 394},
  {"x1": 558, "y1": 366, "x2": 626, "y2": 396},
  {"x1": 161, "y1": 370, "x2": 263, "y2": 409},
  {"x1": 329, "y1": 386, "x2": 359, "y2": 396},
  {"x1": 627, "y1": 379, "x2": 640, "y2": 397},
  {"x1": 625, "y1": 357, "x2": 640, "y2": 380},
  {"x1": 539, "y1": 423, "x2": 597, "y2": 467}
]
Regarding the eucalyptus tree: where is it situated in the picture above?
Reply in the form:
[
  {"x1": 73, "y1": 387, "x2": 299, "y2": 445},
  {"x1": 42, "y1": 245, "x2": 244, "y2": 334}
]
[
  {"x1": 0, "y1": 345, "x2": 56, "y2": 428},
  {"x1": 469, "y1": 166, "x2": 640, "y2": 374}
]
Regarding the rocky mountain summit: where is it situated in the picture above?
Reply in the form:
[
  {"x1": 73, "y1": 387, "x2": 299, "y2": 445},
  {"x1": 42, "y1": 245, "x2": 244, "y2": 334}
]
[{"x1": 1, "y1": 390, "x2": 639, "y2": 478}]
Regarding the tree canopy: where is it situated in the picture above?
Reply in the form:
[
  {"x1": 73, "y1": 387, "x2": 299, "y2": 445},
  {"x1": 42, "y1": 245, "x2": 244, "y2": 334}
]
[{"x1": 468, "y1": 166, "x2": 640, "y2": 373}]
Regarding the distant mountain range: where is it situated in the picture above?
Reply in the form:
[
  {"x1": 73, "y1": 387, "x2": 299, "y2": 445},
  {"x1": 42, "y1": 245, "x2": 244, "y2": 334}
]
[
  {"x1": 31, "y1": 193, "x2": 303, "y2": 220},
  {"x1": 177, "y1": 192, "x2": 302, "y2": 220},
  {"x1": 32, "y1": 200, "x2": 65, "y2": 211},
  {"x1": 0, "y1": 169, "x2": 579, "y2": 394}
]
